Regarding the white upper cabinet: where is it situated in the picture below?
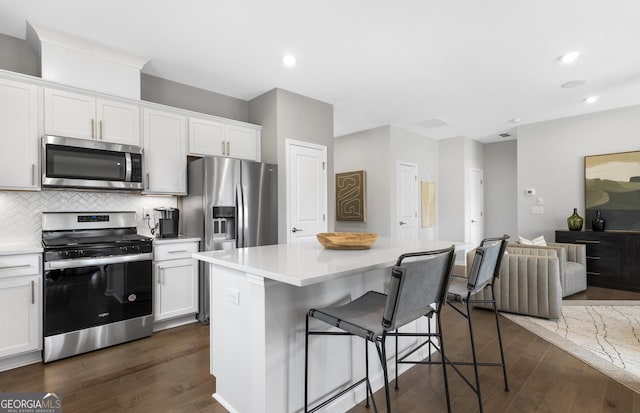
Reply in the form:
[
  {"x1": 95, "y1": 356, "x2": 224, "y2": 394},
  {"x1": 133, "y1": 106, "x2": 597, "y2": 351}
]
[
  {"x1": 95, "y1": 98, "x2": 140, "y2": 145},
  {"x1": 0, "y1": 78, "x2": 39, "y2": 191},
  {"x1": 188, "y1": 117, "x2": 225, "y2": 157},
  {"x1": 142, "y1": 107, "x2": 187, "y2": 195},
  {"x1": 44, "y1": 88, "x2": 140, "y2": 145},
  {"x1": 225, "y1": 124, "x2": 259, "y2": 160},
  {"x1": 188, "y1": 116, "x2": 260, "y2": 161}
]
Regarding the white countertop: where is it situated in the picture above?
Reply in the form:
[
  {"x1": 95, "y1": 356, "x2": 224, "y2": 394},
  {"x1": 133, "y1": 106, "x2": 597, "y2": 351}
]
[
  {"x1": 0, "y1": 243, "x2": 43, "y2": 255},
  {"x1": 193, "y1": 238, "x2": 465, "y2": 287}
]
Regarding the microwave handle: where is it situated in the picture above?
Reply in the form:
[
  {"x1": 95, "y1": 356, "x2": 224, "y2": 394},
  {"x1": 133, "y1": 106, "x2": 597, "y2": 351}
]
[{"x1": 125, "y1": 153, "x2": 132, "y2": 181}]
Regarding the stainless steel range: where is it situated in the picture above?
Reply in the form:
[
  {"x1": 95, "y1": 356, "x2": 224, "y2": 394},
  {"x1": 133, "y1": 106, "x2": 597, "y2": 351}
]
[{"x1": 42, "y1": 211, "x2": 153, "y2": 363}]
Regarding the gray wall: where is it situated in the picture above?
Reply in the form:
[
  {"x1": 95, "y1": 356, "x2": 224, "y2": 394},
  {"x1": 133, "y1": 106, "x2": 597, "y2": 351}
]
[
  {"x1": 141, "y1": 74, "x2": 248, "y2": 122},
  {"x1": 516, "y1": 104, "x2": 640, "y2": 241},
  {"x1": 438, "y1": 137, "x2": 467, "y2": 242},
  {"x1": 334, "y1": 126, "x2": 391, "y2": 236},
  {"x1": 334, "y1": 125, "x2": 439, "y2": 240},
  {"x1": 249, "y1": 88, "x2": 335, "y2": 243},
  {"x1": 484, "y1": 140, "x2": 518, "y2": 240},
  {"x1": 0, "y1": 33, "x2": 39, "y2": 76},
  {"x1": 0, "y1": 33, "x2": 249, "y2": 122}
]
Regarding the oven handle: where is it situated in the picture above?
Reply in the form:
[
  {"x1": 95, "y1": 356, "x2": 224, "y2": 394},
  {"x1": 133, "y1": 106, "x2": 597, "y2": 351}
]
[{"x1": 44, "y1": 253, "x2": 152, "y2": 271}]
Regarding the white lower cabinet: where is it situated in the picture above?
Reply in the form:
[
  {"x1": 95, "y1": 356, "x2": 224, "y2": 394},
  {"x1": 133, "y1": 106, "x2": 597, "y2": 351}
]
[
  {"x1": 153, "y1": 240, "x2": 199, "y2": 324},
  {"x1": 0, "y1": 253, "x2": 42, "y2": 364}
]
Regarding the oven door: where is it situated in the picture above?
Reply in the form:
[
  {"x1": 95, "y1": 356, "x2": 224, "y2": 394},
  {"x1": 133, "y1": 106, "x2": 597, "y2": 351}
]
[{"x1": 44, "y1": 254, "x2": 152, "y2": 337}]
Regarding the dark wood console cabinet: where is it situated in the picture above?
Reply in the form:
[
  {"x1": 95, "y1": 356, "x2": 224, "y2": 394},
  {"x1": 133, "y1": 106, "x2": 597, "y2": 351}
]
[{"x1": 556, "y1": 230, "x2": 640, "y2": 292}]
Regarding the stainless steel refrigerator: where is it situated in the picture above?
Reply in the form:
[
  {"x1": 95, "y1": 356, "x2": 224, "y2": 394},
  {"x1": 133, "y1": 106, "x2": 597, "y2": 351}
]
[{"x1": 182, "y1": 156, "x2": 278, "y2": 323}]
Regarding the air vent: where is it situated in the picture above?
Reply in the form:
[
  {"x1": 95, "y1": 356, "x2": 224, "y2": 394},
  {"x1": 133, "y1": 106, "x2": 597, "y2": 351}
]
[
  {"x1": 499, "y1": 133, "x2": 511, "y2": 138},
  {"x1": 417, "y1": 118, "x2": 448, "y2": 128}
]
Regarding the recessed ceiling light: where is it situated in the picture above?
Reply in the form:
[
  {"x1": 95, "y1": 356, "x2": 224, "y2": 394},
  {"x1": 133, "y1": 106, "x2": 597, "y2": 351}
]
[
  {"x1": 282, "y1": 55, "x2": 297, "y2": 67},
  {"x1": 561, "y1": 80, "x2": 587, "y2": 88},
  {"x1": 583, "y1": 96, "x2": 599, "y2": 104},
  {"x1": 559, "y1": 51, "x2": 581, "y2": 64},
  {"x1": 508, "y1": 118, "x2": 522, "y2": 123}
]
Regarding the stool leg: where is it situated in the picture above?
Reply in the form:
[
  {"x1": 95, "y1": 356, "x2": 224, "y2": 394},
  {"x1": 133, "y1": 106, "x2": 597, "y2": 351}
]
[
  {"x1": 375, "y1": 338, "x2": 392, "y2": 413},
  {"x1": 304, "y1": 313, "x2": 310, "y2": 413},
  {"x1": 491, "y1": 284, "x2": 509, "y2": 391},
  {"x1": 394, "y1": 329, "x2": 399, "y2": 390},
  {"x1": 437, "y1": 311, "x2": 452, "y2": 413},
  {"x1": 466, "y1": 297, "x2": 483, "y2": 413},
  {"x1": 365, "y1": 339, "x2": 370, "y2": 408}
]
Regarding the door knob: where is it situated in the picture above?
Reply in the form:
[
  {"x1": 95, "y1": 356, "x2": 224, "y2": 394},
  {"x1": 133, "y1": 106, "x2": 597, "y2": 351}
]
[
  {"x1": 399, "y1": 221, "x2": 407, "y2": 225},
  {"x1": 471, "y1": 219, "x2": 477, "y2": 223},
  {"x1": 292, "y1": 227, "x2": 303, "y2": 233}
]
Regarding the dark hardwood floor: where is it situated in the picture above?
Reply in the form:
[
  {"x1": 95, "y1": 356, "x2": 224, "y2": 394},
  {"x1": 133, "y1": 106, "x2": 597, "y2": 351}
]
[{"x1": 0, "y1": 287, "x2": 638, "y2": 412}]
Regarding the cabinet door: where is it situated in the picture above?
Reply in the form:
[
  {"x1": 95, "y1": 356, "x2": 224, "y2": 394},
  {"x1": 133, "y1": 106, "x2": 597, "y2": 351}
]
[
  {"x1": 0, "y1": 78, "x2": 39, "y2": 190},
  {"x1": 44, "y1": 88, "x2": 96, "y2": 140},
  {"x1": 226, "y1": 124, "x2": 259, "y2": 160},
  {"x1": 0, "y1": 276, "x2": 41, "y2": 358},
  {"x1": 143, "y1": 108, "x2": 187, "y2": 194},
  {"x1": 96, "y1": 98, "x2": 140, "y2": 145},
  {"x1": 188, "y1": 117, "x2": 225, "y2": 156},
  {"x1": 154, "y1": 258, "x2": 198, "y2": 321}
]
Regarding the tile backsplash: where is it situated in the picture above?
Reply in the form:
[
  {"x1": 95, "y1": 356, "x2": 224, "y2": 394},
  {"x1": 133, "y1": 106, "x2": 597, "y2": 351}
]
[{"x1": 0, "y1": 190, "x2": 177, "y2": 244}]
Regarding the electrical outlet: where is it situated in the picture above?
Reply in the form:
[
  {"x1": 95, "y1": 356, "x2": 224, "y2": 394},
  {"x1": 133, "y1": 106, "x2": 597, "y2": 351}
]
[{"x1": 228, "y1": 288, "x2": 240, "y2": 305}]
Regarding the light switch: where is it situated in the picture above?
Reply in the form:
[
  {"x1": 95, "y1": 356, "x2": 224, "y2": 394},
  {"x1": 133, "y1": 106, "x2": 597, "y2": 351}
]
[
  {"x1": 536, "y1": 197, "x2": 544, "y2": 205},
  {"x1": 531, "y1": 206, "x2": 544, "y2": 215}
]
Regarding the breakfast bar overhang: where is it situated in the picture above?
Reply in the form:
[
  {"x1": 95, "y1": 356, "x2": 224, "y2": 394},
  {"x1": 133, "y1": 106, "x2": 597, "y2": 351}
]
[{"x1": 193, "y1": 238, "x2": 465, "y2": 413}]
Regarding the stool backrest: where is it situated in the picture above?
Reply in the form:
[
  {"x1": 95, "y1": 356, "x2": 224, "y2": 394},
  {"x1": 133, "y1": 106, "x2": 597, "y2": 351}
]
[
  {"x1": 467, "y1": 234, "x2": 509, "y2": 292},
  {"x1": 382, "y1": 245, "x2": 455, "y2": 330}
]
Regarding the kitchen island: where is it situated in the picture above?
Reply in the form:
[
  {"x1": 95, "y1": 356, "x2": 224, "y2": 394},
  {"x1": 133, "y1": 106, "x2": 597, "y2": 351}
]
[{"x1": 193, "y1": 238, "x2": 464, "y2": 413}]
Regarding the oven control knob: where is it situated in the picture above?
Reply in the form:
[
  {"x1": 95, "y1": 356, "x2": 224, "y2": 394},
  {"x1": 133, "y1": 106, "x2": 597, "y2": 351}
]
[
  {"x1": 63, "y1": 251, "x2": 70, "y2": 257},
  {"x1": 121, "y1": 246, "x2": 128, "y2": 253}
]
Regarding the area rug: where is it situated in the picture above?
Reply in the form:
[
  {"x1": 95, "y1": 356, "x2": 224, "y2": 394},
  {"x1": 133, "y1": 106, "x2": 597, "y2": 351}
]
[{"x1": 501, "y1": 300, "x2": 640, "y2": 393}]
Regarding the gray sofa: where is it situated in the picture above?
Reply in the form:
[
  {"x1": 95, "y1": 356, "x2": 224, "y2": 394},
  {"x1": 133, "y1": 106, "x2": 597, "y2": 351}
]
[{"x1": 467, "y1": 242, "x2": 587, "y2": 319}]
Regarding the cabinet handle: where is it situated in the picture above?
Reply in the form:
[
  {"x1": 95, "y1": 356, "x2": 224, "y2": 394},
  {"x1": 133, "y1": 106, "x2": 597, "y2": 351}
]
[
  {"x1": 586, "y1": 256, "x2": 600, "y2": 260},
  {"x1": 226, "y1": 141, "x2": 230, "y2": 155},
  {"x1": 576, "y1": 240, "x2": 600, "y2": 244},
  {"x1": 31, "y1": 280, "x2": 35, "y2": 304},
  {"x1": 100, "y1": 120, "x2": 103, "y2": 140},
  {"x1": 146, "y1": 173, "x2": 150, "y2": 189},
  {"x1": 31, "y1": 163, "x2": 36, "y2": 186},
  {"x1": 587, "y1": 271, "x2": 601, "y2": 276},
  {"x1": 222, "y1": 141, "x2": 226, "y2": 155},
  {"x1": 91, "y1": 119, "x2": 95, "y2": 139},
  {"x1": 168, "y1": 250, "x2": 188, "y2": 254},
  {"x1": 158, "y1": 268, "x2": 163, "y2": 284},
  {"x1": 0, "y1": 264, "x2": 31, "y2": 270}
]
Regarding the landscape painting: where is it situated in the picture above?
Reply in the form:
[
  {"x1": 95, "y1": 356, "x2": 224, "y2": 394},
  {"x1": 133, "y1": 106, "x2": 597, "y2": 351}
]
[{"x1": 585, "y1": 150, "x2": 640, "y2": 230}]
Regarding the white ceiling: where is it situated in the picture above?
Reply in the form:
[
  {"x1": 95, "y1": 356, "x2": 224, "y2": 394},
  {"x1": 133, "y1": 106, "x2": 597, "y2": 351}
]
[{"x1": 1, "y1": 0, "x2": 639, "y2": 142}]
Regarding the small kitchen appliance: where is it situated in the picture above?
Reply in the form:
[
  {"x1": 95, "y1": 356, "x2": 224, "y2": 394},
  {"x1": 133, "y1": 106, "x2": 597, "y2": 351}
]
[{"x1": 154, "y1": 207, "x2": 179, "y2": 238}]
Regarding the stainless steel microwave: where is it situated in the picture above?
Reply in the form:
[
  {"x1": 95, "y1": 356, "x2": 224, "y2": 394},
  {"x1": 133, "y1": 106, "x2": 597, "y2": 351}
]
[{"x1": 42, "y1": 135, "x2": 143, "y2": 191}]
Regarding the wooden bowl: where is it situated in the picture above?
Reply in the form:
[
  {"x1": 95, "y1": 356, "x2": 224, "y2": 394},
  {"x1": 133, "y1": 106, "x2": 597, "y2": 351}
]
[{"x1": 316, "y1": 232, "x2": 378, "y2": 250}]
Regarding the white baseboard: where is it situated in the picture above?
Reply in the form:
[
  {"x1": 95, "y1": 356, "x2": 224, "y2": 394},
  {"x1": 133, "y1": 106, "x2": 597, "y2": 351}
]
[
  {"x1": 0, "y1": 350, "x2": 41, "y2": 372},
  {"x1": 153, "y1": 314, "x2": 198, "y2": 332}
]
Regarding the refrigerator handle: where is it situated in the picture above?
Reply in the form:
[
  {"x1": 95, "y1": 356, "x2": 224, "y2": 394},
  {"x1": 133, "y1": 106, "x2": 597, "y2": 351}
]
[{"x1": 236, "y1": 183, "x2": 244, "y2": 248}]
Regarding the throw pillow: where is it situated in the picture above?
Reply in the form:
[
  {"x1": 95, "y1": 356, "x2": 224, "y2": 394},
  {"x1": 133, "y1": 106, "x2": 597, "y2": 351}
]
[{"x1": 518, "y1": 235, "x2": 547, "y2": 246}]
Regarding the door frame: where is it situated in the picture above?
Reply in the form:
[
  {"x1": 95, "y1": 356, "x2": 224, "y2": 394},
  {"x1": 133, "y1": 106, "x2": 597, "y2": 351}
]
[{"x1": 285, "y1": 139, "x2": 328, "y2": 243}]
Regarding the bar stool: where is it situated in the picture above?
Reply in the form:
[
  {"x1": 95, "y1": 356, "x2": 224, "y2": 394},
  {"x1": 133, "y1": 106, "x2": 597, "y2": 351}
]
[
  {"x1": 304, "y1": 245, "x2": 455, "y2": 413},
  {"x1": 446, "y1": 235, "x2": 510, "y2": 413}
]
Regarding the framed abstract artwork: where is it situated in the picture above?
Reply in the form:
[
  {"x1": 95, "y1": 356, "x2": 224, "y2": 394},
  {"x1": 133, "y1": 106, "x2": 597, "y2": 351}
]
[
  {"x1": 585, "y1": 150, "x2": 640, "y2": 230},
  {"x1": 336, "y1": 170, "x2": 366, "y2": 221},
  {"x1": 421, "y1": 181, "x2": 436, "y2": 228}
]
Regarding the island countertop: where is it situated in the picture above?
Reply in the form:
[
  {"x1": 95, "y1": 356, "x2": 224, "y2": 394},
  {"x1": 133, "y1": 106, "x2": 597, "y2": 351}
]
[{"x1": 193, "y1": 237, "x2": 463, "y2": 287}]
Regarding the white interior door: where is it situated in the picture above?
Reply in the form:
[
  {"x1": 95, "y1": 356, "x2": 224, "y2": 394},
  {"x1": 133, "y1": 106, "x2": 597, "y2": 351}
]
[
  {"x1": 396, "y1": 162, "x2": 419, "y2": 240},
  {"x1": 469, "y1": 168, "x2": 484, "y2": 246},
  {"x1": 286, "y1": 140, "x2": 328, "y2": 243}
]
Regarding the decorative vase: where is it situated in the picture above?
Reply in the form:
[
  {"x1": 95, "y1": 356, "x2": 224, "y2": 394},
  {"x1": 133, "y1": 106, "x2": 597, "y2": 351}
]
[
  {"x1": 592, "y1": 210, "x2": 605, "y2": 231},
  {"x1": 567, "y1": 208, "x2": 583, "y2": 231}
]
